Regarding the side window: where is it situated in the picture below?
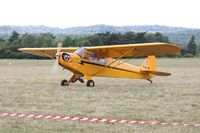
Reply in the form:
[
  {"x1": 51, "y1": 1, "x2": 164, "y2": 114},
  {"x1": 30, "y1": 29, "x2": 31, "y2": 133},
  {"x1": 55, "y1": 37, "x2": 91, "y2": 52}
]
[
  {"x1": 83, "y1": 50, "x2": 93, "y2": 59},
  {"x1": 75, "y1": 48, "x2": 107, "y2": 65},
  {"x1": 98, "y1": 59, "x2": 107, "y2": 65},
  {"x1": 88, "y1": 54, "x2": 107, "y2": 65}
]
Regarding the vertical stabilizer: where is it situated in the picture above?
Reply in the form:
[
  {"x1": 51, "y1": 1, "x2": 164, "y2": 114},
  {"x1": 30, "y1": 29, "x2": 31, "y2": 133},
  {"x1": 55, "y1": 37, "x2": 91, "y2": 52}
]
[
  {"x1": 140, "y1": 55, "x2": 171, "y2": 76},
  {"x1": 140, "y1": 55, "x2": 156, "y2": 71}
]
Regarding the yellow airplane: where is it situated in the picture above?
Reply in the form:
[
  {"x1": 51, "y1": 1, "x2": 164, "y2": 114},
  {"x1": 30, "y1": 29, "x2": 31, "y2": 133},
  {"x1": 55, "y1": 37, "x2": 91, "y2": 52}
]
[{"x1": 19, "y1": 43, "x2": 180, "y2": 87}]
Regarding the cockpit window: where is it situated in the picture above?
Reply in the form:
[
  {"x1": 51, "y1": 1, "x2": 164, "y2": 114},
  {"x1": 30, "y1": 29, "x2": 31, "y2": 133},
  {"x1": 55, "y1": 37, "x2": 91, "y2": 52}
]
[
  {"x1": 74, "y1": 47, "x2": 86, "y2": 58},
  {"x1": 98, "y1": 58, "x2": 107, "y2": 64},
  {"x1": 74, "y1": 47, "x2": 107, "y2": 65}
]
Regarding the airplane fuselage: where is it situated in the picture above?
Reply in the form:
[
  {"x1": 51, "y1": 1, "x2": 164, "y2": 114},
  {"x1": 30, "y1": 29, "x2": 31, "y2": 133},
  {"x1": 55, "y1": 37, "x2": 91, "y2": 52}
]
[{"x1": 58, "y1": 52, "x2": 152, "y2": 81}]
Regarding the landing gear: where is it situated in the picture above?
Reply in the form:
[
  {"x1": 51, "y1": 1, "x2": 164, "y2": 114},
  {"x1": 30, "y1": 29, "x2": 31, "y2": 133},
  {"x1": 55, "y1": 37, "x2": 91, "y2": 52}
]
[
  {"x1": 61, "y1": 74, "x2": 85, "y2": 86},
  {"x1": 61, "y1": 79, "x2": 68, "y2": 86},
  {"x1": 61, "y1": 74, "x2": 94, "y2": 87},
  {"x1": 78, "y1": 77, "x2": 84, "y2": 83},
  {"x1": 72, "y1": 77, "x2": 84, "y2": 83},
  {"x1": 147, "y1": 79, "x2": 153, "y2": 84},
  {"x1": 86, "y1": 80, "x2": 95, "y2": 87},
  {"x1": 72, "y1": 78, "x2": 78, "y2": 83}
]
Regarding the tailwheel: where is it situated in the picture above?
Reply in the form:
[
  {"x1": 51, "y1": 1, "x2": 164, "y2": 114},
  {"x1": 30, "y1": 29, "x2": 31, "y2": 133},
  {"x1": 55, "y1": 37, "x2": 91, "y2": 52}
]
[
  {"x1": 147, "y1": 79, "x2": 153, "y2": 84},
  {"x1": 61, "y1": 79, "x2": 68, "y2": 86},
  {"x1": 86, "y1": 80, "x2": 95, "y2": 87}
]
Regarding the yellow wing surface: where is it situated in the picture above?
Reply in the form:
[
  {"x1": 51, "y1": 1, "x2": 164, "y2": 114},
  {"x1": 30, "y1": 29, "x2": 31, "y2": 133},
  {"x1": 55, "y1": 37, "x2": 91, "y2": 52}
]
[
  {"x1": 18, "y1": 43, "x2": 180, "y2": 58},
  {"x1": 18, "y1": 47, "x2": 78, "y2": 58},
  {"x1": 86, "y1": 43, "x2": 180, "y2": 58}
]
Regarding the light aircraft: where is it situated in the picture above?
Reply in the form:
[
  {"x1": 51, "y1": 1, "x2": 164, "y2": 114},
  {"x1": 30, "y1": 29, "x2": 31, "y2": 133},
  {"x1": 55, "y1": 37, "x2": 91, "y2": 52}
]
[{"x1": 19, "y1": 43, "x2": 180, "y2": 87}]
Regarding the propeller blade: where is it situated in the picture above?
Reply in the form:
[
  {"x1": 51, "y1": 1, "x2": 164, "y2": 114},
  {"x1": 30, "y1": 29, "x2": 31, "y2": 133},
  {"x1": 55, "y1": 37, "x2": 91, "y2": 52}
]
[
  {"x1": 51, "y1": 43, "x2": 63, "y2": 74},
  {"x1": 56, "y1": 43, "x2": 63, "y2": 59}
]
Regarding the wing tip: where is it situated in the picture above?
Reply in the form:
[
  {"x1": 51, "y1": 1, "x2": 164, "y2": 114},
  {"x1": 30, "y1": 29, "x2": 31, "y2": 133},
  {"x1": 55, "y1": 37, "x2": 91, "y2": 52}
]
[
  {"x1": 18, "y1": 48, "x2": 30, "y2": 52},
  {"x1": 18, "y1": 48, "x2": 23, "y2": 51}
]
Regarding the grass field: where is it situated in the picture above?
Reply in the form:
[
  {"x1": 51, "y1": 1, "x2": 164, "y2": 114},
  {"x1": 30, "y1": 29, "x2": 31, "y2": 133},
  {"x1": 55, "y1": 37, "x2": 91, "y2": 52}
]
[{"x1": 0, "y1": 58, "x2": 200, "y2": 133}]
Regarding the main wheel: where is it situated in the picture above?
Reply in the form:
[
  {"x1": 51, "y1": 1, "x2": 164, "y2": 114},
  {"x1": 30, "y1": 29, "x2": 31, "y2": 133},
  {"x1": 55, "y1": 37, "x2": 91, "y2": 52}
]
[
  {"x1": 86, "y1": 80, "x2": 95, "y2": 87},
  {"x1": 61, "y1": 79, "x2": 68, "y2": 86}
]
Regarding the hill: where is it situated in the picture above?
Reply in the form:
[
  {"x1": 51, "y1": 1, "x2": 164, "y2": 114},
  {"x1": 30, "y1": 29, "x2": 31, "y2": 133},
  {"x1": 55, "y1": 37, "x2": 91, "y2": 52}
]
[{"x1": 0, "y1": 25, "x2": 200, "y2": 46}]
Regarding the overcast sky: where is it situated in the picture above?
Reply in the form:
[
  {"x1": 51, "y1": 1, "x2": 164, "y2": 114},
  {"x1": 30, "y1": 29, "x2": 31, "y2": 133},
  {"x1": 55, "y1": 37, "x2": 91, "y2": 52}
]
[{"x1": 0, "y1": 0, "x2": 199, "y2": 28}]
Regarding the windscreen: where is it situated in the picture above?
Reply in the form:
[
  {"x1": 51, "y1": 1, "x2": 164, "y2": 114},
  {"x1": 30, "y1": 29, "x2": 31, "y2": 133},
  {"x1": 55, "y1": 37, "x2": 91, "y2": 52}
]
[{"x1": 74, "y1": 47, "x2": 107, "y2": 65}]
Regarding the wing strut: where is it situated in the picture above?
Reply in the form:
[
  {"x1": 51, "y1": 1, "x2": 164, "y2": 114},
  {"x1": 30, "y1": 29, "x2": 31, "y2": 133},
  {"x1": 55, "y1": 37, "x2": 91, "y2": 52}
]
[
  {"x1": 41, "y1": 51, "x2": 55, "y2": 60},
  {"x1": 110, "y1": 52, "x2": 145, "y2": 69},
  {"x1": 92, "y1": 48, "x2": 140, "y2": 76}
]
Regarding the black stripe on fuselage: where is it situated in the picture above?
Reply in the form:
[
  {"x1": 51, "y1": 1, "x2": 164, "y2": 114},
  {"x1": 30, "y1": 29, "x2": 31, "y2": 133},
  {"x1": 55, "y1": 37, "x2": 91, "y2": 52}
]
[{"x1": 80, "y1": 60, "x2": 136, "y2": 73}]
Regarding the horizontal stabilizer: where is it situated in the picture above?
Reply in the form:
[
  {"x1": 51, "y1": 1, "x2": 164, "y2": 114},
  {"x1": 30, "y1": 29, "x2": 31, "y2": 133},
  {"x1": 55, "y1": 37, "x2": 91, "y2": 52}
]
[{"x1": 141, "y1": 70, "x2": 171, "y2": 76}]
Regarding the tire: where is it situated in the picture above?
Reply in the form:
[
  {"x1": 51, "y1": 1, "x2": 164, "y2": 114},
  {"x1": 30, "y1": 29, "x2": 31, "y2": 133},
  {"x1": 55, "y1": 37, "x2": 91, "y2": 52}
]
[
  {"x1": 86, "y1": 80, "x2": 95, "y2": 87},
  {"x1": 61, "y1": 79, "x2": 68, "y2": 86}
]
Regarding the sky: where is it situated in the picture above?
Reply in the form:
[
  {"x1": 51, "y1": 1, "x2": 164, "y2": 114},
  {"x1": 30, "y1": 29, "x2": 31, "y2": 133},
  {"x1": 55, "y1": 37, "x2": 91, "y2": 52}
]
[{"x1": 0, "y1": 0, "x2": 200, "y2": 28}]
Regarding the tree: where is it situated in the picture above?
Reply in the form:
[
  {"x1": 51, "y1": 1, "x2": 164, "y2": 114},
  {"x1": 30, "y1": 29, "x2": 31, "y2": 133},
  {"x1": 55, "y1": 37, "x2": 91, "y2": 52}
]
[
  {"x1": 21, "y1": 33, "x2": 37, "y2": 47},
  {"x1": 0, "y1": 31, "x2": 173, "y2": 59},
  {"x1": 37, "y1": 33, "x2": 56, "y2": 47},
  {"x1": 123, "y1": 32, "x2": 136, "y2": 44},
  {"x1": 146, "y1": 32, "x2": 169, "y2": 43},
  {"x1": 63, "y1": 36, "x2": 75, "y2": 47},
  {"x1": 9, "y1": 31, "x2": 20, "y2": 43},
  {"x1": 187, "y1": 35, "x2": 197, "y2": 55},
  {"x1": 134, "y1": 32, "x2": 147, "y2": 43},
  {"x1": 0, "y1": 38, "x2": 5, "y2": 42}
]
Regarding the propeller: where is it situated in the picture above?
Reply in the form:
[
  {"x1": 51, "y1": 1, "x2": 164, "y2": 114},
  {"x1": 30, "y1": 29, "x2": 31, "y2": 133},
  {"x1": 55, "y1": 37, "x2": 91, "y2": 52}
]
[{"x1": 51, "y1": 43, "x2": 63, "y2": 74}]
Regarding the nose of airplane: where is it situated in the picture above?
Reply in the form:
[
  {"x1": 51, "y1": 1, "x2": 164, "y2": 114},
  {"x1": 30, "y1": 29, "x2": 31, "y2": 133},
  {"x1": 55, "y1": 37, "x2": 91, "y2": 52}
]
[
  {"x1": 58, "y1": 52, "x2": 81, "y2": 66},
  {"x1": 58, "y1": 52, "x2": 70, "y2": 67},
  {"x1": 61, "y1": 52, "x2": 71, "y2": 61}
]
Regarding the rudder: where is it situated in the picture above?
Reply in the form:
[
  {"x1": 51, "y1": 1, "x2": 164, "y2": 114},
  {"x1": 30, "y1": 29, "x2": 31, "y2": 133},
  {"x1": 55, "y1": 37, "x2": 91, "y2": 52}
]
[
  {"x1": 140, "y1": 55, "x2": 156, "y2": 71},
  {"x1": 140, "y1": 55, "x2": 171, "y2": 76}
]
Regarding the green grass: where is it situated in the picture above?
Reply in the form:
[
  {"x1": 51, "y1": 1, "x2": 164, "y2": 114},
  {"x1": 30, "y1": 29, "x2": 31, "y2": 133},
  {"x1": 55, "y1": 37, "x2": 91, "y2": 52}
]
[{"x1": 0, "y1": 58, "x2": 200, "y2": 132}]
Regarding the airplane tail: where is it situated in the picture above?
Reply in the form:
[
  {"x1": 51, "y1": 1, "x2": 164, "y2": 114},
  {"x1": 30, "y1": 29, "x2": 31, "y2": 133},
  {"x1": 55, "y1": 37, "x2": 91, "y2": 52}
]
[{"x1": 140, "y1": 55, "x2": 171, "y2": 76}]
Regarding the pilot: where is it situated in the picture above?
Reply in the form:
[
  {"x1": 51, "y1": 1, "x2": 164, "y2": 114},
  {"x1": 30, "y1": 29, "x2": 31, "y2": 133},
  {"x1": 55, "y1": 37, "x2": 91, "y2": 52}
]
[{"x1": 89, "y1": 53, "x2": 98, "y2": 63}]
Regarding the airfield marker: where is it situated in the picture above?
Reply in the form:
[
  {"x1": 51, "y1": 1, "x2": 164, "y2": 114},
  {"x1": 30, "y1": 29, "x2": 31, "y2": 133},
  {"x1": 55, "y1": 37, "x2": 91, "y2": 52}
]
[{"x1": 0, "y1": 112, "x2": 200, "y2": 127}]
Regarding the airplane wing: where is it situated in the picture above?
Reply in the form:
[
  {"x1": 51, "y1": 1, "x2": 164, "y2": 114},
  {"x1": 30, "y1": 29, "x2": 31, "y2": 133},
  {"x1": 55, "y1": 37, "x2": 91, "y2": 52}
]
[
  {"x1": 18, "y1": 47, "x2": 78, "y2": 58},
  {"x1": 19, "y1": 43, "x2": 180, "y2": 59},
  {"x1": 85, "y1": 43, "x2": 180, "y2": 58}
]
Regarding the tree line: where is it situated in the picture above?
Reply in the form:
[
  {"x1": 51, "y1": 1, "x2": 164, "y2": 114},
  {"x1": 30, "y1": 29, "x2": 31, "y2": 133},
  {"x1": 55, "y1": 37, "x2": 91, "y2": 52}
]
[{"x1": 0, "y1": 31, "x2": 199, "y2": 59}]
